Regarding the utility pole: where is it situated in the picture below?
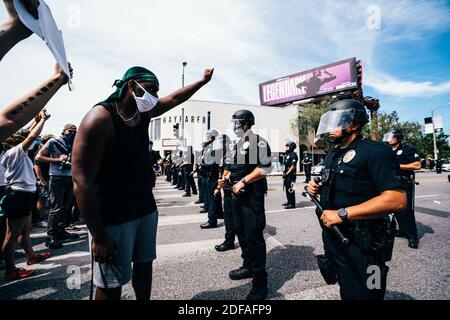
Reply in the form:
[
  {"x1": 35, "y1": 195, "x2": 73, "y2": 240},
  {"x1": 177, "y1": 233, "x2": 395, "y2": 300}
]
[
  {"x1": 181, "y1": 62, "x2": 187, "y2": 146},
  {"x1": 432, "y1": 110, "x2": 438, "y2": 160}
]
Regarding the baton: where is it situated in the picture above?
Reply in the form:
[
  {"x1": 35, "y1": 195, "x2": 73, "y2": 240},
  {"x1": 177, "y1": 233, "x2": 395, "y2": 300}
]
[{"x1": 302, "y1": 184, "x2": 349, "y2": 246}]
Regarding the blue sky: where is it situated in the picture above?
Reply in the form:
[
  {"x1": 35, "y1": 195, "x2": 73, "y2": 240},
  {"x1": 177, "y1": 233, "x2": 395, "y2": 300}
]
[{"x1": 0, "y1": 0, "x2": 449, "y2": 136}]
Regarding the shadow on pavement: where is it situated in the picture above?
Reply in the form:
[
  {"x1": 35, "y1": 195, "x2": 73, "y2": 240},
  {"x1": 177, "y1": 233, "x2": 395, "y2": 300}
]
[
  {"x1": 416, "y1": 221, "x2": 435, "y2": 240},
  {"x1": 385, "y1": 290, "x2": 415, "y2": 300},
  {"x1": 191, "y1": 244, "x2": 318, "y2": 300},
  {"x1": 415, "y1": 206, "x2": 450, "y2": 219}
]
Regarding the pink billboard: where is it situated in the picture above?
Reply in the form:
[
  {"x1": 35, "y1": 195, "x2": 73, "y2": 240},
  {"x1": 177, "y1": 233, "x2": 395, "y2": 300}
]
[{"x1": 259, "y1": 58, "x2": 359, "y2": 106}]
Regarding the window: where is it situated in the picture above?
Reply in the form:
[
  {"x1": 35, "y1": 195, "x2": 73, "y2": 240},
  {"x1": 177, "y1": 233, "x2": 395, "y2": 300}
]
[{"x1": 153, "y1": 118, "x2": 161, "y2": 141}]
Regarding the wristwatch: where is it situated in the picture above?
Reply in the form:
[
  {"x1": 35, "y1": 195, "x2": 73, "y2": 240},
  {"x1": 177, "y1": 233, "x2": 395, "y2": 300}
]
[
  {"x1": 241, "y1": 178, "x2": 248, "y2": 185},
  {"x1": 338, "y1": 208, "x2": 349, "y2": 222}
]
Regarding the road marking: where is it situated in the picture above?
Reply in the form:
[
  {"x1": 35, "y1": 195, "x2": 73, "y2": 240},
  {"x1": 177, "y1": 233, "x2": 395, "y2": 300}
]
[
  {"x1": 416, "y1": 195, "x2": 439, "y2": 199},
  {"x1": 417, "y1": 179, "x2": 448, "y2": 183},
  {"x1": 157, "y1": 203, "x2": 201, "y2": 209},
  {"x1": 266, "y1": 235, "x2": 286, "y2": 250},
  {"x1": 155, "y1": 194, "x2": 190, "y2": 199},
  {"x1": 159, "y1": 214, "x2": 206, "y2": 226},
  {"x1": 45, "y1": 251, "x2": 90, "y2": 262},
  {"x1": 156, "y1": 233, "x2": 285, "y2": 261},
  {"x1": 15, "y1": 288, "x2": 59, "y2": 300},
  {"x1": 266, "y1": 207, "x2": 315, "y2": 214},
  {"x1": 0, "y1": 272, "x2": 52, "y2": 288},
  {"x1": 156, "y1": 238, "x2": 225, "y2": 261}
]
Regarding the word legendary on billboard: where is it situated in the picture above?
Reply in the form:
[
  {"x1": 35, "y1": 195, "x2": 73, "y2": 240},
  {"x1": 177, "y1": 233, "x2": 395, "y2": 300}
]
[{"x1": 259, "y1": 58, "x2": 359, "y2": 106}]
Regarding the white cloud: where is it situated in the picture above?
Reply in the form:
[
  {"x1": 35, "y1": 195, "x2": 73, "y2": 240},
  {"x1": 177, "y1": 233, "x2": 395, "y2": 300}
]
[{"x1": 367, "y1": 75, "x2": 450, "y2": 97}]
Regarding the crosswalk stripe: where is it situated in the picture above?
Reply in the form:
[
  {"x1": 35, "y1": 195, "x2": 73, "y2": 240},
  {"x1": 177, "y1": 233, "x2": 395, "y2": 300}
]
[
  {"x1": 156, "y1": 239, "x2": 224, "y2": 261},
  {"x1": 159, "y1": 214, "x2": 206, "y2": 226},
  {"x1": 15, "y1": 288, "x2": 59, "y2": 300}
]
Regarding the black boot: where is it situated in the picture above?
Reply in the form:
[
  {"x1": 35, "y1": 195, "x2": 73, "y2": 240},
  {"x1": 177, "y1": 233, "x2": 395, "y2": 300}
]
[
  {"x1": 408, "y1": 239, "x2": 419, "y2": 249},
  {"x1": 215, "y1": 242, "x2": 235, "y2": 252},
  {"x1": 246, "y1": 279, "x2": 268, "y2": 300}
]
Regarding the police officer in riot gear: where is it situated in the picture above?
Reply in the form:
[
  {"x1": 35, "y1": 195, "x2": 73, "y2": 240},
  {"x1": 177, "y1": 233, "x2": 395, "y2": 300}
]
[
  {"x1": 200, "y1": 129, "x2": 223, "y2": 229},
  {"x1": 176, "y1": 150, "x2": 185, "y2": 190},
  {"x1": 282, "y1": 141, "x2": 298, "y2": 209},
  {"x1": 384, "y1": 128, "x2": 421, "y2": 249},
  {"x1": 214, "y1": 134, "x2": 236, "y2": 252},
  {"x1": 181, "y1": 146, "x2": 197, "y2": 197},
  {"x1": 217, "y1": 110, "x2": 272, "y2": 300},
  {"x1": 302, "y1": 151, "x2": 313, "y2": 183},
  {"x1": 307, "y1": 99, "x2": 406, "y2": 300},
  {"x1": 193, "y1": 145, "x2": 207, "y2": 205}
]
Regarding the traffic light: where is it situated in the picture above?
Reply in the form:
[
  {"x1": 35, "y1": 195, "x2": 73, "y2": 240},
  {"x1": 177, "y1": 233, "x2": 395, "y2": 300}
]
[
  {"x1": 356, "y1": 60, "x2": 363, "y2": 87},
  {"x1": 173, "y1": 123, "x2": 180, "y2": 138}
]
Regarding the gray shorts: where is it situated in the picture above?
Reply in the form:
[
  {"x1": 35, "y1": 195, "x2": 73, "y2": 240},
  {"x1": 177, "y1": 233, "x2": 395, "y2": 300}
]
[{"x1": 90, "y1": 211, "x2": 158, "y2": 289}]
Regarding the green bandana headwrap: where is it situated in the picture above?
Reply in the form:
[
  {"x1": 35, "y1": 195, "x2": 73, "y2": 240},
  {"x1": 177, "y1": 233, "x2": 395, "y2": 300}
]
[{"x1": 106, "y1": 66, "x2": 159, "y2": 103}]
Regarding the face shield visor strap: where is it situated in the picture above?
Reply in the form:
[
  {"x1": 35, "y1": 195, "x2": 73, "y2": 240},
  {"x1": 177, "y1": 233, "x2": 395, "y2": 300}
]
[{"x1": 316, "y1": 109, "x2": 356, "y2": 137}]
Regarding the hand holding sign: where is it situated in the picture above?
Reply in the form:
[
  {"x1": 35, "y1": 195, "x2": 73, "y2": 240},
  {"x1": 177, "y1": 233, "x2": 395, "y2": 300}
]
[{"x1": 13, "y1": 0, "x2": 74, "y2": 90}]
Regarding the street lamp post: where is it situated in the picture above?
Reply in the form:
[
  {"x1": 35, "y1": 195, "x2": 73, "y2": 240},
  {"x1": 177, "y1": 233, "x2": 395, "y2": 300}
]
[
  {"x1": 181, "y1": 62, "x2": 187, "y2": 146},
  {"x1": 182, "y1": 62, "x2": 187, "y2": 87},
  {"x1": 432, "y1": 110, "x2": 438, "y2": 160},
  {"x1": 430, "y1": 103, "x2": 450, "y2": 160}
]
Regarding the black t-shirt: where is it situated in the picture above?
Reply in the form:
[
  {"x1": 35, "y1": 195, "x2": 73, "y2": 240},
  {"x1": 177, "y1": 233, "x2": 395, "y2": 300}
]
[
  {"x1": 96, "y1": 102, "x2": 157, "y2": 227},
  {"x1": 225, "y1": 132, "x2": 272, "y2": 181},
  {"x1": 393, "y1": 144, "x2": 420, "y2": 177},
  {"x1": 320, "y1": 135, "x2": 403, "y2": 211}
]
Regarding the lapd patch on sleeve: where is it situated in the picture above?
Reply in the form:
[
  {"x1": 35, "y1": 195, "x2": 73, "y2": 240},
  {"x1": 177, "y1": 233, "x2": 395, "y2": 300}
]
[
  {"x1": 397, "y1": 150, "x2": 403, "y2": 156},
  {"x1": 343, "y1": 150, "x2": 356, "y2": 163},
  {"x1": 258, "y1": 141, "x2": 267, "y2": 148},
  {"x1": 414, "y1": 153, "x2": 419, "y2": 158}
]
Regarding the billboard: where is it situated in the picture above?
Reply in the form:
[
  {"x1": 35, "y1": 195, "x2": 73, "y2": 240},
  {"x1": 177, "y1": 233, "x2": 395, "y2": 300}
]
[{"x1": 259, "y1": 58, "x2": 359, "y2": 106}]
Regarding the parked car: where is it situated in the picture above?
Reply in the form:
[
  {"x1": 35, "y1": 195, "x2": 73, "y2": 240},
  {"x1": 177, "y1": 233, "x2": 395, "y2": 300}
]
[{"x1": 442, "y1": 161, "x2": 450, "y2": 172}]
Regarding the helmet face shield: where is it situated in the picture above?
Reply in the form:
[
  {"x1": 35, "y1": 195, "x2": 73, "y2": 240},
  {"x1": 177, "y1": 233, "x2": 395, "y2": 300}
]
[
  {"x1": 212, "y1": 135, "x2": 231, "y2": 151},
  {"x1": 383, "y1": 132, "x2": 395, "y2": 143},
  {"x1": 231, "y1": 119, "x2": 246, "y2": 130},
  {"x1": 316, "y1": 109, "x2": 355, "y2": 136}
]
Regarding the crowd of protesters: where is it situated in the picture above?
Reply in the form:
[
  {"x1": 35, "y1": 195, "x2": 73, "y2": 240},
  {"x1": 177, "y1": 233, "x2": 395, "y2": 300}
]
[{"x1": 0, "y1": 0, "x2": 76, "y2": 281}]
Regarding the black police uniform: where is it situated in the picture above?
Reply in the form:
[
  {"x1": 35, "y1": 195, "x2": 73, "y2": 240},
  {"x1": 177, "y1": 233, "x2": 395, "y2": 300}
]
[
  {"x1": 225, "y1": 131, "x2": 272, "y2": 290},
  {"x1": 303, "y1": 154, "x2": 313, "y2": 182},
  {"x1": 217, "y1": 135, "x2": 236, "y2": 249},
  {"x1": 195, "y1": 151, "x2": 205, "y2": 204},
  {"x1": 148, "y1": 149, "x2": 161, "y2": 190},
  {"x1": 203, "y1": 143, "x2": 223, "y2": 225},
  {"x1": 319, "y1": 135, "x2": 403, "y2": 300},
  {"x1": 436, "y1": 158, "x2": 443, "y2": 174},
  {"x1": 283, "y1": 151, "x2": 298, "y2": 207},
  {"x1": 165, "y1": 154, "x2": 172, "y2": 182},
  {"x1": 171, "y1": 153, "x2": 179, "y2": 186},
  {"x1": 392, "y1": 144, "x2": 420, "y2": 243},
  {"x1": 183, "y1": 148, "x2": 197, "y2": 196}
]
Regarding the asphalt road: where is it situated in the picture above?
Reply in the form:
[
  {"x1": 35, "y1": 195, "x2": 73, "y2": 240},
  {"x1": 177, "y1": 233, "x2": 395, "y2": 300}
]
[{"x1": 0, "y1": 171, "x2": 449, "y2": 300}]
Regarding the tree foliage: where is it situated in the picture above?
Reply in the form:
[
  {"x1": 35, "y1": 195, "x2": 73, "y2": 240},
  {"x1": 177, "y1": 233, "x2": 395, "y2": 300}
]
[{"x1": 378, "y1": 111, "x2": 450, "y2": 159}]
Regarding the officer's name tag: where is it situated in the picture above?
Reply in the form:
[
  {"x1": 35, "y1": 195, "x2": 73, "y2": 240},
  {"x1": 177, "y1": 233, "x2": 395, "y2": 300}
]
[
  {"x1": 343, "y1": 150, "x2": 356, "y2": 163},
  {"x1": 397, "y1": 150, "x2": 403, "y2": 156}
]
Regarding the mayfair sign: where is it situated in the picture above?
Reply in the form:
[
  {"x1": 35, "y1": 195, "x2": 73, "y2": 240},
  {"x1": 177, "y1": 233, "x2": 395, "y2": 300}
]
[{"x1": 162, "y1": 115, "x2": 207, "y2": 125}]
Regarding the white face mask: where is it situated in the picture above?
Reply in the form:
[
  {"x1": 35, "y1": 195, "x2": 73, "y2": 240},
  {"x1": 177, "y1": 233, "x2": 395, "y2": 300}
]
[{"x1": 132, "y1": 81, "x2": 159, "y2": 113}]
